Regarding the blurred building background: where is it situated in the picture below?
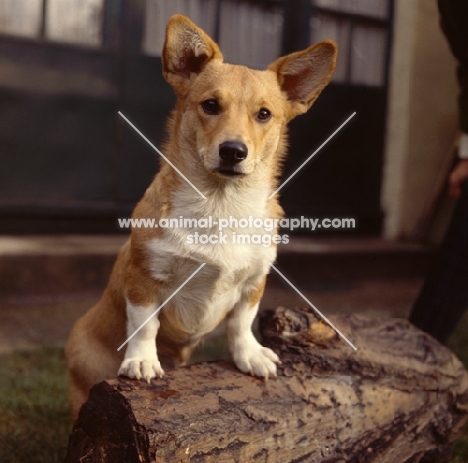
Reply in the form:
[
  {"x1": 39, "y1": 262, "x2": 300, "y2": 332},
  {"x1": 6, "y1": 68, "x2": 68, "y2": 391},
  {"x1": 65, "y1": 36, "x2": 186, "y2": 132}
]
[{"x1": 0, "y1": 0, "x2": 458, "y2": 241}]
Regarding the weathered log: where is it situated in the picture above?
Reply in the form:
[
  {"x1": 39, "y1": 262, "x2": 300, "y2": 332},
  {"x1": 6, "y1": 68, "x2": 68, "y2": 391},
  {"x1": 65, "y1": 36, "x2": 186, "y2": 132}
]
[{"x1": 65, "y1": 307, "x2": 468, "y2": 463}]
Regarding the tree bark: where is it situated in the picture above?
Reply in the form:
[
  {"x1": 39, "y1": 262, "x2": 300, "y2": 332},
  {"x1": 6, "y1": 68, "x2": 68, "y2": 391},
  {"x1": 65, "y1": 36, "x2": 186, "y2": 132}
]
[{"x1": 65, "y1": 307, "x2": 468, "y2": 463}]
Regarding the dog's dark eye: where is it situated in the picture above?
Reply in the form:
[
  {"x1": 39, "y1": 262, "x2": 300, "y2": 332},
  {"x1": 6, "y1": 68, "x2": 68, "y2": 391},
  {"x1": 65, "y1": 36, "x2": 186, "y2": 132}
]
[
  {"x1": 202, "y1": 99, "x2": 220, "y2": 115},
  {"x1": 257, "y1": 108, "x2": 272, "y2": 122}
]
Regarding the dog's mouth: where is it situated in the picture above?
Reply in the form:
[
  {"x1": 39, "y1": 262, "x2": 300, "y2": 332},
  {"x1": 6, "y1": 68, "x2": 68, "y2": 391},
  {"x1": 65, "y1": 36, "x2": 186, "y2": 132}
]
[{"x1": 214, "y1": 168, "x2": 246, "y2": 178}]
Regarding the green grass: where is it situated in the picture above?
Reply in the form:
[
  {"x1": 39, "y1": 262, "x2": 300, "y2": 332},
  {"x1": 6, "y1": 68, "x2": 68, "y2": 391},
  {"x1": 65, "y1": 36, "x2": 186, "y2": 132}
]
[
  {"x1": 448, "y1": 313, "x2": 468, "y2": 463},
  {"x1": 0, "y1": 318, "x2": 468, "y2": 463},
  {"x1": 0, "y1": 336, "x2": 229, "y2": 463},
  {"x1": 0, "y1": 348, "x2": 71, "y2": 463},
  {"x1": 451, "y1": 434, "x2": 468, "y2": 463}
]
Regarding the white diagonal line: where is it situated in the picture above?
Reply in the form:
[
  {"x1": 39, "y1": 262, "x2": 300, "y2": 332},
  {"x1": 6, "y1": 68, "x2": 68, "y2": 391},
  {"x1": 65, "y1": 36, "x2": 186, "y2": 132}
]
[
  {"x1": 117, "y1": 263, "x2": 206, "y2": 351},
  {"x1": 268, "y1": 112, "x2": 356, "y2": 199},
  {"x1": 118, "y1": 111, "x2": 207, "y2": 199},
  {"x1": 270, "y1": 264, "x2": 357, "y2": 350}
]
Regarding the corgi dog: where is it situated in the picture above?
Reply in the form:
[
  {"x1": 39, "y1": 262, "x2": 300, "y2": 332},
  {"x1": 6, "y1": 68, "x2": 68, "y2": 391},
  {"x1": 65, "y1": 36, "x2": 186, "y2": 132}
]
[{"x1": 66, "y1": 14, "x2": 337, "y2": 420}]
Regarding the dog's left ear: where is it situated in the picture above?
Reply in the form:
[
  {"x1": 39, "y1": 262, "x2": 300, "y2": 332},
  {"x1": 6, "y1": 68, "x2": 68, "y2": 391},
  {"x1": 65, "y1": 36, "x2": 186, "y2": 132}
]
[
  {"x1": 162, "y1": 15, "x2": 223, "y2": 95},
  {"x1": 268, "y1": 41, "x2": 337, "y2": 118}
]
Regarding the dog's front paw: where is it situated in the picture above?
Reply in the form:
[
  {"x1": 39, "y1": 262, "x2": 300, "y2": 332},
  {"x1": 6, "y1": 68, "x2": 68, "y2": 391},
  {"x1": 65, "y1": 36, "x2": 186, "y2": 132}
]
[
  {"x1": 232, "y1": 337, "x2": 280, "y2": 379},
  {"x1": 118, "y1": 357, "x2": 165, "y2": 383}
]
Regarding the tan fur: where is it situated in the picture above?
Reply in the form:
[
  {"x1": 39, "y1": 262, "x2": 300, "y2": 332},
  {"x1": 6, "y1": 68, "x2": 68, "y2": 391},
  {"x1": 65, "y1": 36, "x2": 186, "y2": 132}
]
[{"x1": 66, "y1": 14, "x2": 337, "y2": 421}]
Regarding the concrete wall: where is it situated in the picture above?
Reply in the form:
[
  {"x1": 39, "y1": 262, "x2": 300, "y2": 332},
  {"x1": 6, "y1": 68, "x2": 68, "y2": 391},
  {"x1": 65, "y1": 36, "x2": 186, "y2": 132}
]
[{"x1": 382, "y1": 0, "x2": 459, "y2": 241}]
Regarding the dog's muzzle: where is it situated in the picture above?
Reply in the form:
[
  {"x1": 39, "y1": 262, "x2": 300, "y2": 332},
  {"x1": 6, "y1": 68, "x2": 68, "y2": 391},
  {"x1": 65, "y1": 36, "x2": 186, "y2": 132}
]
[{"x1": 217, "y1": 141, "x2": 248, "y2": 176}]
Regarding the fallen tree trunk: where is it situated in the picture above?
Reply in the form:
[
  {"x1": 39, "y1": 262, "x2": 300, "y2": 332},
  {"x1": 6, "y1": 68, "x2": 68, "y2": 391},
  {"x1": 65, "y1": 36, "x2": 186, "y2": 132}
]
[{"x1": 65, "y1": 308, "x2": 468, "y2": 463}]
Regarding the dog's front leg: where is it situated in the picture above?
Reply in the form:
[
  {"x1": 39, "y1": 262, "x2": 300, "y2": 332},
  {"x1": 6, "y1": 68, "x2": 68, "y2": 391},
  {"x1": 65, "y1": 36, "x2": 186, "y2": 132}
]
[
  {"x1": 227, "y1": 281, "x2": 280, "y2": 378},
  {"x1": 118, "y1": 300, "x2": 165, "y2": 382}
]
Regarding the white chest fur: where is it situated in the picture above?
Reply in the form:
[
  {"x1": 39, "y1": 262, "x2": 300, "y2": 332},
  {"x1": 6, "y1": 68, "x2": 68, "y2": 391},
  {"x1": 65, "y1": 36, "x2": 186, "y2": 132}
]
[{"x1": 146, "y1": 182, "x2": 277, "y2": 336}]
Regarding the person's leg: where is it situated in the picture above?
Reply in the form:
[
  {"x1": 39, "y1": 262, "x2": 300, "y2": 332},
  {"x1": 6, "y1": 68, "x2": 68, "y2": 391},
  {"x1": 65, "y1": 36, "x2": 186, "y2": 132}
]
[{"x1": 409, "y1": 180, "x2": 468, "y2": 344}]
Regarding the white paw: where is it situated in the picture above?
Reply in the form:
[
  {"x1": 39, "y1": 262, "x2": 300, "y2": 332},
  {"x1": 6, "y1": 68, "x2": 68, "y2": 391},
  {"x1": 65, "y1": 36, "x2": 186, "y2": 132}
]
[
  {"x1": 232, "y1": 338, "x2": 280, "y2": 378},
  {"x1": 118, "y1": 357, "x2": 165, "y2": 383}
]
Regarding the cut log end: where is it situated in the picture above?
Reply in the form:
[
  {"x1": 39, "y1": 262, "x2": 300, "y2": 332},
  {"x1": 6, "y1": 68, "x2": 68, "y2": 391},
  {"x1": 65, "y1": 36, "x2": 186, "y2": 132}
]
[{"x1": 65, "y1": 308, "x2": 468, "y2": 463}]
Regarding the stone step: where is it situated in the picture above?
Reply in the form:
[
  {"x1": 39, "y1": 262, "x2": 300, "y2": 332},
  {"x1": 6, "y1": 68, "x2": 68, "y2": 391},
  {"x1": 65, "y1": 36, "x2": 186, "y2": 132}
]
[{"x1": 0, "y1": 235, "x2": 434, "y2": 298}]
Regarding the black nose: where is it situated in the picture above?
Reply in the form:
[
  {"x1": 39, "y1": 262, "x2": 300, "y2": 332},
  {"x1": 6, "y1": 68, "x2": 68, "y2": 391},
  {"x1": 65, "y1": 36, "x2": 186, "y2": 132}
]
[{"x1": 219, "y1": 141, "x2": 248, "y2": 164}]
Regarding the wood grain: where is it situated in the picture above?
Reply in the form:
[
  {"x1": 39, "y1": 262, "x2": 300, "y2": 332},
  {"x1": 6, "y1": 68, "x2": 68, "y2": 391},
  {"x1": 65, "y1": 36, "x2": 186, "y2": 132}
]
[{"x1": 65, "y1": 307, "x2": 468, "y2": 463}]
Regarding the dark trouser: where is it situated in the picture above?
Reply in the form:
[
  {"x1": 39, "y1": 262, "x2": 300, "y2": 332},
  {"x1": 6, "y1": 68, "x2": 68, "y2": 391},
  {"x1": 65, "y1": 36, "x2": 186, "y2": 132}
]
[{"x1": 409, "y1": 180, "x2": 468, "y2": 344}]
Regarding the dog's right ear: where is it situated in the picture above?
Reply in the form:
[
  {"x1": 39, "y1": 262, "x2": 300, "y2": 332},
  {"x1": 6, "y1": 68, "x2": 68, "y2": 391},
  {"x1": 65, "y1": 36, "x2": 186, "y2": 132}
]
[{"x1": 162, "y1": 15, "x2": 223, "y2": 95}]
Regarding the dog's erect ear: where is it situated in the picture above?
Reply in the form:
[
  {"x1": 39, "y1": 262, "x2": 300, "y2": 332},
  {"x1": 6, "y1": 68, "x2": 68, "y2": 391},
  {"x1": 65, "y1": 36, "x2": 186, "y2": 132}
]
[
  {"x1": 162, "y1": 15, "x2": 223, "y2": 94},
  {"x1": 268, "y1": 41, "x2": 337, "y2": 118}
]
